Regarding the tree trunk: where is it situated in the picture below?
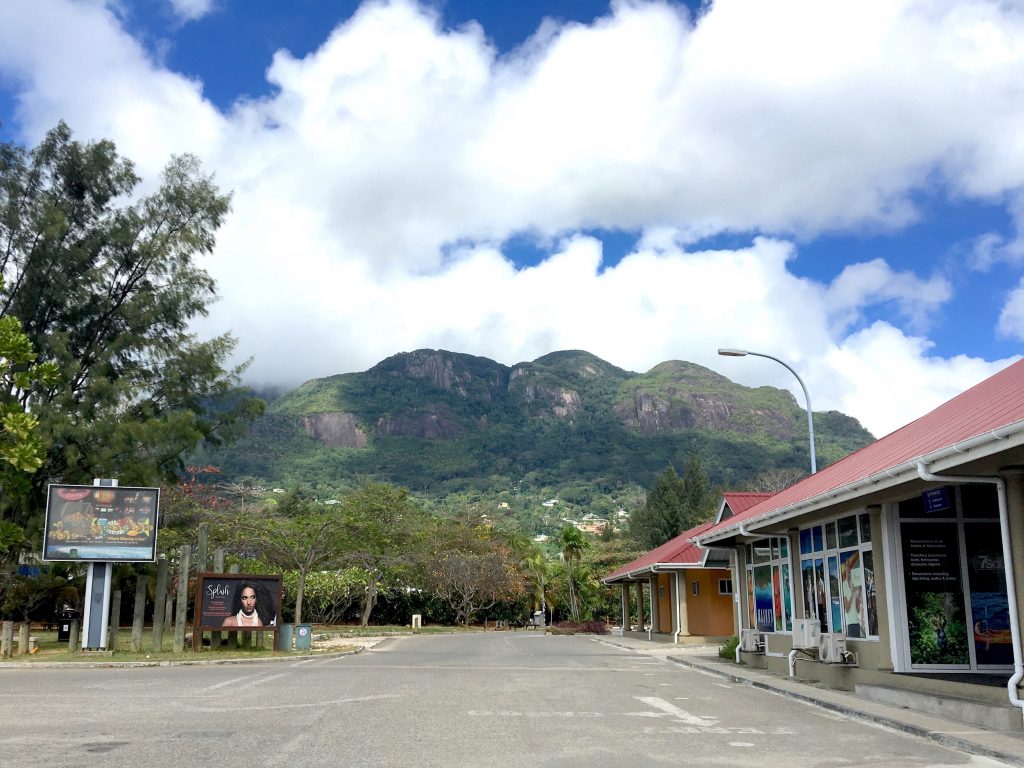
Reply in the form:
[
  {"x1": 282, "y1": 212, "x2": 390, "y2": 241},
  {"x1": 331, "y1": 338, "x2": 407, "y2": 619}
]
[
  {"x1": 360, "y1": 576, "x2": 378, "y2": 627},
  {"x1": 295, "y1": 569, "x2": 307, "y2": 626}
]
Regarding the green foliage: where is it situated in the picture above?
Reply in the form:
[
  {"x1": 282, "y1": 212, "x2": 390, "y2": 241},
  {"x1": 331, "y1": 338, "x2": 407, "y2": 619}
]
[
  {"x1": 0, "y1": 122, "x2": 263, "y2": 523},
  {"x1": 630, "y1": 465, "x2": 686, "y2": 549},
  {"x1": 718, "y1": 636, "x2": 739, "y2": 659}
]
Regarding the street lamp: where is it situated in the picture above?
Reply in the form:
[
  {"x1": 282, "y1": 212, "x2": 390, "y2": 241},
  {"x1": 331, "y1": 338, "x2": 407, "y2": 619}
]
[{"x1": 718, "y1": 348, "x2": 817, "y2": 474}]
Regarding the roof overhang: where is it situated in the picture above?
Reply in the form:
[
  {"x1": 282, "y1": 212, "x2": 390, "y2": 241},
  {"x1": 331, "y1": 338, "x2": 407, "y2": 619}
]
[{"x1": 696, "y1": 420, "x2": 1024, "y2": 546}]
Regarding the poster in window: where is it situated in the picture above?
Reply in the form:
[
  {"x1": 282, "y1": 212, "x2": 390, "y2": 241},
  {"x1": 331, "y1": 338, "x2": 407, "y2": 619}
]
[
  {"x1": 965, "y1": 523, "x2": 1012, "y2": 666},
  {"x1": 828, "y1": 556, "x2": 843, "y2": 634},
  {"x1": 802, "y1": 558, "x2": 829, "y2": 632},
  {"x1": 781, "y1": 561, "x2": 793, "y2": 632},
  {"x1": 901, "y1": 522, "x2": 969, "y2": 666},
  {"x1": 863, "y1": 550, "x2": 878, "y2": 636},
  {"x1": 839, "y1": 550, "x2": 866, "y2": 639},
  {"x1": 772, "y1": 565, "x2": 782, "y2": 631},
  {"x1": 746, "y1": 569, "x2": 755, "y2": 628},
  {"x1": 754, "y1": 565, "x2": 775, "y2": 632}
]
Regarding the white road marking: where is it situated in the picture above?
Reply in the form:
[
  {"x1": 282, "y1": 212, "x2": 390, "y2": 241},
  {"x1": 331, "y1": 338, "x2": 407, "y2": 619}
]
[
  {"x1": 633, "y1": 696, "x2": 720, "y2": 727},
  {"x1": 192, "y1": 694, "x2": 400, "y2": 713}
]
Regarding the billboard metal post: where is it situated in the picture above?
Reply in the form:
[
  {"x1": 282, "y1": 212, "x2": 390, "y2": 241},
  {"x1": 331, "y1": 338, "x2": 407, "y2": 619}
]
[{"x1": 82, "y1": 561, "x2": 113, "y2": 650}]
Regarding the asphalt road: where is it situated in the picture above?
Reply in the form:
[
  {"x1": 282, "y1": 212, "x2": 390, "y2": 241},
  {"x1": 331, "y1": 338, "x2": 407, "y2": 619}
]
[{"x1": 0, "y1": 633, "x2": 1013, "y2": 767}]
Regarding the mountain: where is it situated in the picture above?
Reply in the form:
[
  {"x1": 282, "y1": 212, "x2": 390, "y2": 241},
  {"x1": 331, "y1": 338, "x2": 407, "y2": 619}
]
[{"x1": 197, "y1": 349, "x2": 873, "y2": 499}]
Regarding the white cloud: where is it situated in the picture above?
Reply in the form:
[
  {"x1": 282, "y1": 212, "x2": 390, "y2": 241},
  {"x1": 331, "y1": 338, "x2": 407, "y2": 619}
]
[
  {"x1": 822, "y1": 324, "x2": 1013, "y2": 438},
  {"x1": 3, "y1": 0, "x2": 1024, "y2": 438},
  {"x1": 997, "y1": 279, "x2": 1024, "y2": 341},
  {"x1": 826, "y1": 259, "x2": 951, "y2": 335},
  {"x1": 168, "y1": 0, "x2": 215, "y2": 24}
]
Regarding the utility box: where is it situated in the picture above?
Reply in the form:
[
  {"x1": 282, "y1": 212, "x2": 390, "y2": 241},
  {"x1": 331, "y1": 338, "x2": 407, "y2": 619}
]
[{"x1": 294, "y1": 623, "x2": 312, "y2": 651}]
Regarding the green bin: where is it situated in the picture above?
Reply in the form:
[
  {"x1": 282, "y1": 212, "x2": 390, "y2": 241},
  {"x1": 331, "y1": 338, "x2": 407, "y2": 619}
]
[
  {"x1": 294, "y1": 623, "x2": 313, "y2": 651},
  {"x1": 278, "y1": 623, "x2": 294, "y2": 651}
]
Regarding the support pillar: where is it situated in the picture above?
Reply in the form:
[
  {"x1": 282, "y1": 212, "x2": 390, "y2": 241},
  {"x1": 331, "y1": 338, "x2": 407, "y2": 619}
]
[
  {"x1": 634, "y1": 581, "x2": 644, "y2": 631},
  {"x1": 677, "y1": 570, "x2": 690, "y2": 637},
  {"x1": 620, "y1": 584, "x2": 630, "y2": 631}
]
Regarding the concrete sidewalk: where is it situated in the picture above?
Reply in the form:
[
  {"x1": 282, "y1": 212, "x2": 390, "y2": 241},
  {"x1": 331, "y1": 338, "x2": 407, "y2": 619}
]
[{"x1": 602, "y1": 635, "x2": 1024, "y2": 767}]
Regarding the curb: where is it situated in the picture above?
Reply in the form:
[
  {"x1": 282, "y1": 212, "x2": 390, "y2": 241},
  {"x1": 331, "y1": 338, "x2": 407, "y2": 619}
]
[
  {"x1": 662, "y1": 654, "x2": 1023, "y2": 767},
  {"x1": 0, "y1": 645, "x2": 365, "y2": 670}
]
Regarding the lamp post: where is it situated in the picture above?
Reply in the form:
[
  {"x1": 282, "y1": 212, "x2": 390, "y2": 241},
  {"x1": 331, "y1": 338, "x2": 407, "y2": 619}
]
[{"x1": 718, "y1": 348, "x2": 817, "y2": 474}]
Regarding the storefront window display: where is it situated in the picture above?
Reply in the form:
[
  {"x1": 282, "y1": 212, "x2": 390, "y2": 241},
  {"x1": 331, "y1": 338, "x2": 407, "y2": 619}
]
[
  {"x1": 898, "y1": 485, "x2": 1009, "y2": 669},
  {"x1": 800, "y1": 513, "x2": 877, "y2": 639},
  {"x1": 745, "y1": 537, "x2": 793, "y2": 633}
]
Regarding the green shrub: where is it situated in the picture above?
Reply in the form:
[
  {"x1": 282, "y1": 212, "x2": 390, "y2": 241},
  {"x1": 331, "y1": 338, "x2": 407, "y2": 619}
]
[{"x1": 718, "y1": 636, "x2": 739, "y2": 659}]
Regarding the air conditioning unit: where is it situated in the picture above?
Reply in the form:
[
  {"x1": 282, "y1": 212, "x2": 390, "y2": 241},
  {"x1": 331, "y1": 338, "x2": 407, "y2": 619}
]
[
  {"x1": 739, "y1": 628, "x2": 764, "y2": 652},
  {"x1": 818, "y1": 632, "x2": 848, "y2": 663},
  {"x1": 791, "y1": 618, "x2": 820, "y2": 649}
]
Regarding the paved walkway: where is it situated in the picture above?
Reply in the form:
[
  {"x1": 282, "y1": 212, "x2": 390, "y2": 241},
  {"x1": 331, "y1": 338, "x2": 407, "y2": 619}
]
[{"x1": 601, "y1": 635, "x2": 1024, "y2": 767}]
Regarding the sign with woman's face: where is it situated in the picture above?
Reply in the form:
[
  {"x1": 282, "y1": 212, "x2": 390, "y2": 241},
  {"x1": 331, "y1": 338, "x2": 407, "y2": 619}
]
[{"x1": 194, "y1": 573, "x2": 282, "y2": 631}]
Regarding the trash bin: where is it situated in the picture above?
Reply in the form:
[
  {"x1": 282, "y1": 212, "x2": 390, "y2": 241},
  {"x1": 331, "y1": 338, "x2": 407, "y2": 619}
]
[
  {"x1": 294, "y1": 623, "x2": 312, "y2": 651},
  {"x1": 278, "y1": 623, "x2": 294, "y2": 651}
]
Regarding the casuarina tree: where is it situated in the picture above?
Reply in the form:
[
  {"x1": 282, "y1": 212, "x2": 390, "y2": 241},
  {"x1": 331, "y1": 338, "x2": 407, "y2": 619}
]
[{"x1": 0, "y1": 122, "x2": 263, "y2": 523}]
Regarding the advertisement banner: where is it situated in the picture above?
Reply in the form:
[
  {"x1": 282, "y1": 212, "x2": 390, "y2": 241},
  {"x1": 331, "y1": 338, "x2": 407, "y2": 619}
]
[
  {"x1": 901, "y1": 522, "x2": 969, "y2": 666},
  {"x1": 43, "y1": 484, "x2": 159, "y2": 562},
  {"x1": 195, "y1": 573, "x2": 282, "y2": 632},
  {"x1": 754, "y1": 565, "x2": 774, "y2": 632}
]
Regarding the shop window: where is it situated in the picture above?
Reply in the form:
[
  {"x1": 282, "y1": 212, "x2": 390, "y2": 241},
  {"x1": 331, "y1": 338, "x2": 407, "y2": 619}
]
[
  {"x1": 800, "y1": 512, "x2": 877, "y2": 639},
  {"x1": 744, "y1": 536, "x2": 793, "y2": 633}
]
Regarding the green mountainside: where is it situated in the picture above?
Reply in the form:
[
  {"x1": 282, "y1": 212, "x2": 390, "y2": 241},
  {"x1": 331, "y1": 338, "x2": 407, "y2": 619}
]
[{"x1": 198, "y1": 349, "x2": 874, "y2": 507}]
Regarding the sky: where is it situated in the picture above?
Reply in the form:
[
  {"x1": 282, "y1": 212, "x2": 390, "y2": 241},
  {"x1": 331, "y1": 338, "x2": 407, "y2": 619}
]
[{"x1": 1, "y1": 0, "x2": 1023, "y2": 439}]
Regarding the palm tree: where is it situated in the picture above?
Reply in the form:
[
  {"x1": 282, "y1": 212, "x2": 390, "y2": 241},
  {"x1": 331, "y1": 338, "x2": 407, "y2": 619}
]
[
  {"x1": 520, "y1": 550, "x2": 550, "y2": 624},
  {"x1": 558, "y1": 526, "x2": 589, "y2": 622}
]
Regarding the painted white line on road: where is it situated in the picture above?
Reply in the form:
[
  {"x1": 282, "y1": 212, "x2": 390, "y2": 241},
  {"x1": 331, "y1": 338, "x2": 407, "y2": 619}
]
[
  {"x1": 203, "y1": 673, "x2": 268, "y2": 691},
  {"x1": 633, "y1": 696, "x2": 720, "y2": 727},
  {"x1": 729, "y1": 742, "x2": 755, "y2": 747},
  {"x1": 192, "y1": 693, "x2": 401, "y2": 713}
]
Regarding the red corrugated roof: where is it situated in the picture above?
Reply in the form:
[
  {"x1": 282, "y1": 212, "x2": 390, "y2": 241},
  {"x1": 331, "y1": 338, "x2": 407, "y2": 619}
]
[
  {"x1": 699, "y1": 357, "x2": 1024, "y2": 541},
  {"x1": 603, "y1": 518, "x2": 718, "y2": 582},
  {"x1": 721, "y1": 492, "x2": 774, "y2": 515}
]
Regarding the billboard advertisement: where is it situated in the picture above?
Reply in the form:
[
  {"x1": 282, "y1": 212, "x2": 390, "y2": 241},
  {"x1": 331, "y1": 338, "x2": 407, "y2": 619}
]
[
  {"x1": 43, "y1": 484, "x2": 159, "y2": 562},
  {"x1": 194, "y1": 573, "x2": 282, "y2": 632}
]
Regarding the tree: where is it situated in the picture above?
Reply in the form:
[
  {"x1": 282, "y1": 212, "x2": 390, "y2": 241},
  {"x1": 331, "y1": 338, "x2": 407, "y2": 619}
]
[
  {"x1": 630, "y1": 465, "x2": 686, "y2": 549},
  {"x1": 238, "y1": 489, "x2": 345, "y2": 626},
  {"x1": 558, "y1": 525, "x2": 589, "y2": 622},
  {"x1": 679, "y1": 452, "x2": 713, "y2": 531},
  {"x1": 340, "y1": 483, "x2": 427, "y2": 627},
  {"x1": 0, "y1": 122, "x2": 263, "y2": 522},
  {"x1": 425, "y1": 520, "x2": 524, "y2": 625}
]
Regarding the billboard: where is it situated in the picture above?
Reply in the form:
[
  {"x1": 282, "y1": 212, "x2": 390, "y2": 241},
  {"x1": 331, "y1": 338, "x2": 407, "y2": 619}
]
[
  {"x1": 43, "y1": 484, "x2": 160, "y2": 562},
  {"x1": 194, "y1": 573, "x2": 282, "y2": 633}
]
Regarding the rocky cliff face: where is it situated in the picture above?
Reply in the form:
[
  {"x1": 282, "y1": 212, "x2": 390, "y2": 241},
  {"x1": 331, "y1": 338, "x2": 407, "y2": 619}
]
[{"x1": 301, "y1": 413, "x2": 367, "y2": 448}]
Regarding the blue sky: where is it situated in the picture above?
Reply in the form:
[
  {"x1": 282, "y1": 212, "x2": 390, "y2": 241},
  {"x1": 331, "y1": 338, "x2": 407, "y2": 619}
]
[{"x1": 2, "y1": 0, "x2": 1023, "y2": 438}]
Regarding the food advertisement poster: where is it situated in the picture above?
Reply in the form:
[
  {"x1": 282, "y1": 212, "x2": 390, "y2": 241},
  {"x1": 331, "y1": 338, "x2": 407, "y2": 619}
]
[
  {"x1": 43, "y1": 484, "x2": 159, "y2": 562},
  {"x1": 195, "y1": 573, "x2": 282, "y2": 632}
]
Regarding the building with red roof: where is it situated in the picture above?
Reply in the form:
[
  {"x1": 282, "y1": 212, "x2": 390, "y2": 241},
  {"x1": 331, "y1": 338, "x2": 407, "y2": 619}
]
[
  {"x1": 683, "y1": 358, "x2": 1024, "y2": 729},
  {"x1": 602, "y1": 493, "x2": 774, "y2": 642}
]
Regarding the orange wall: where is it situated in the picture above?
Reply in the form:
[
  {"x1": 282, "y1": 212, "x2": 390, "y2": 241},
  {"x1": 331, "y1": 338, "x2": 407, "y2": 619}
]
[
  {"x1": 656, "y1": 573, "x2": 673, "y2": 633},
  {"x1": 685, "y1": 569, "x2": 734, "y2": 636}
]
